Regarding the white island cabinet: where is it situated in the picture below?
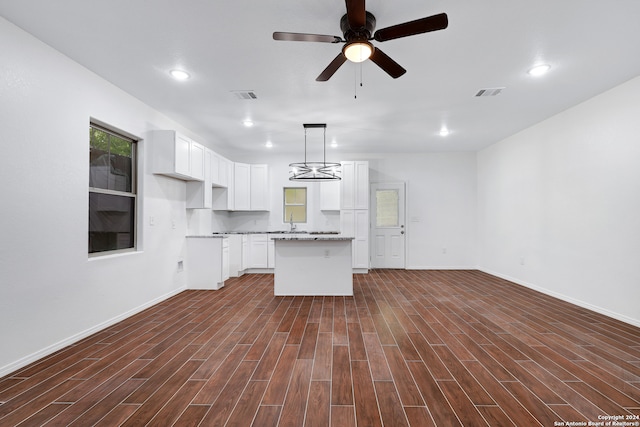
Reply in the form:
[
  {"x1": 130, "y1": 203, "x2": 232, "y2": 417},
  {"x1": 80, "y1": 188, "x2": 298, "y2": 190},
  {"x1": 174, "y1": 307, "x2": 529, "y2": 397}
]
[
  {"x1": 272, "y1": 236, "x2": 354, "y2": 296},
  {"x1": 186, "y1": 236, "x2": 228, "y2": 290}
]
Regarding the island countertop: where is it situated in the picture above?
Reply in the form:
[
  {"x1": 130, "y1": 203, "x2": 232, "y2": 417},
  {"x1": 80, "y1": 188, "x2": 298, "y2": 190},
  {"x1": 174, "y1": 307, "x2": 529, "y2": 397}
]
[{"x1": 270, "y1": 236, "x2": 354, "y2": 241}]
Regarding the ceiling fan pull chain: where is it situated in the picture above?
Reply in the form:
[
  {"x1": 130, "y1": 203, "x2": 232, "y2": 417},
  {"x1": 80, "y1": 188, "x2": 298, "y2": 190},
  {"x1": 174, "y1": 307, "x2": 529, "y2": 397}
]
[{"x1": 354, "y1": 64, "x2": 358, "y2": 99}]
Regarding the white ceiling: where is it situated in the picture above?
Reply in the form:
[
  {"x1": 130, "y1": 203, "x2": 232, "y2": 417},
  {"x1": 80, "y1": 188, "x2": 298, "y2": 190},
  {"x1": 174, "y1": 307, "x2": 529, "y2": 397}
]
[{"x1": 2, "y1": 0, "x2": 640, "y2": 157}]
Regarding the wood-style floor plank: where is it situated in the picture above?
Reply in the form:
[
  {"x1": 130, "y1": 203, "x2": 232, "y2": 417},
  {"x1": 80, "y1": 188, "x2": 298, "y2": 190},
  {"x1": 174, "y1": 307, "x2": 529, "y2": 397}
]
[{"x1": 1, "y1": 270, "x2": 639, "y2": 426}]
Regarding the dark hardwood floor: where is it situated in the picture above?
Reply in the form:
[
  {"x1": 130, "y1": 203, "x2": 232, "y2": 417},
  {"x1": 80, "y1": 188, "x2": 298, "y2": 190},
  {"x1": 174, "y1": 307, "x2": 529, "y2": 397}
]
[{"x1": 1, "y1": 270, "x2": 639, "y2": 426}]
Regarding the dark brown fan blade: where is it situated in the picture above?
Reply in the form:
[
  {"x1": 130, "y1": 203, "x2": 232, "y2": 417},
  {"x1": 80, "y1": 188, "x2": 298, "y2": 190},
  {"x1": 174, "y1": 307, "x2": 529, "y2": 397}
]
[
  {"x1": 369, "y1": 48, "x2": 406, "y2": 79},
  {"x1": 273, "y1": 32, "x2": 342, "y2": 43},
  {"x1": 373, "y1": 13, "x2": 448, "y2": 42},
  {"x1": 345, "y1": 0, "x2": 366, "y2": 29},
  {"x1": 316, "y1": 53, "x2": 348, "y2": 81}
]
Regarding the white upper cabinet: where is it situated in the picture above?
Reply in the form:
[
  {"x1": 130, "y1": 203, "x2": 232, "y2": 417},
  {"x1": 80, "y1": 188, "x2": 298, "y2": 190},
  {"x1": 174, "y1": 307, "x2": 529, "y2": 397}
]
[
  {"x1": 189, "y1": 142, "x2": 205, "y2": 181},
  {"x1": 341, "y1": 161, "x2": 369, "y2": 210},
  {"x1": 234, "y1": 162, "x2": 251, "y2": 211},
  {"x1": 150, "y1": 130, "x2": 205, "y2": 181},
  {"x1": 250, "y1": 164, "x2": 269, "y2": 211},
  {"x1": 320, "y1": 180, "x2": 341, "y2": 211},
  {"x1": 211, "y1": 151, "x2": 229, "y2": 187},
  {"x1": 186, "y1": 148, "x2": 212, "y2": 209}
]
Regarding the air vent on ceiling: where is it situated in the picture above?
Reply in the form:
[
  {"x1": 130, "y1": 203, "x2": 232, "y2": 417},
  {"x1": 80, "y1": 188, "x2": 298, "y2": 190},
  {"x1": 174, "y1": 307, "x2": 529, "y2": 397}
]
[
  {"x1": 231, "y1": 90, "x2": 258, "y2": 100},
  {"x1": 475, "y1": 87, "x2": 505, "y2": 97}
]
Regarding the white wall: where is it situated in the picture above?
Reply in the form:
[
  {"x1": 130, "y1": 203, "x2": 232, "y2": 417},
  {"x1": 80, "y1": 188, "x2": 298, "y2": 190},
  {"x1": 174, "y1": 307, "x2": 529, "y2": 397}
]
[
  {"x1": 0, "y1": 17, "x2": 214, "y2": 375},
  {"x1": 478, "y1": 76, "x2": 640, "y2": 326},
  {"x1": 235, "y1": 151, "x2": 479, "y2": 269}
]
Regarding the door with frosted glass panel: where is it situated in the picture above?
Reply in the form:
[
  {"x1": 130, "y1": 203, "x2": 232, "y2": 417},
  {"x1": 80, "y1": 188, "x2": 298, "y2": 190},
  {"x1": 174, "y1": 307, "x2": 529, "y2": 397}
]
[{"x1": 370, "y1": 182, "x2": 405, "y2": 268}]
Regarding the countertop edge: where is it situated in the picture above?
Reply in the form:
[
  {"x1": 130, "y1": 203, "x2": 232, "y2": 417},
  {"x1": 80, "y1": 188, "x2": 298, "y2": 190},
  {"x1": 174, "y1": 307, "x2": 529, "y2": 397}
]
[{"x1": 271, "y1": 237, "x2": 354, "y2": 241}]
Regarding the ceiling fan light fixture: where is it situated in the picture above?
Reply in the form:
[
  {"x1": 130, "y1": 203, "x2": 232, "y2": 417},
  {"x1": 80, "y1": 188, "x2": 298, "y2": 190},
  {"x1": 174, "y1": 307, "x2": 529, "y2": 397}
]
[{"x1": 343, "y1": 41, "x2": 373, "y2": 63}]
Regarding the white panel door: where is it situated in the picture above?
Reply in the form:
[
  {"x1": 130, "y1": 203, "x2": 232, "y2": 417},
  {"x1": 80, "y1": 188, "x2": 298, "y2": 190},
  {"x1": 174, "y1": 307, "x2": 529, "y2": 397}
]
[{"x1": 370, "y1": 182, "x2": 405, "y2": 269}]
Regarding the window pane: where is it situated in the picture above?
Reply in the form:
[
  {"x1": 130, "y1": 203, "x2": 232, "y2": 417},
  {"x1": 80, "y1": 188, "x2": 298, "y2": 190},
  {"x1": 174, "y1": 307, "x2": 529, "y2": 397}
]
[
  {"x1": 293, "y1": 188, "x2": 306, "y2": 204},
  {"x1": 89, "y1": 192, "x2": 135, "y2": 253},
  {"x1": 284, "y1": 188, "x2": 297, "y2": 204},
  {"x1": 89, "y1": 128, "x2": 133, "y2": 192},
  {"x1": 90, "y1": 128, "x2": 110, "y2": 190},
  {"x1": 285, "y1": 205, "x2": 306, "y2": 223},
  {"x1": 376, "y1": 189, "x2": 399, "y2": 227},
  {"x1": 283, "y1": 187, "x2": 307, "y2": 223}
]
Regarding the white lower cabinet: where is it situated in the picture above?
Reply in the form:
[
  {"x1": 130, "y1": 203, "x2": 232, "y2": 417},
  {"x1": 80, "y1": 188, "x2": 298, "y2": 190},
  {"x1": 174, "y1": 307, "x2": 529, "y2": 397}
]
[
  {"x1": 186, "y1": 237, "x2": 228, "y2": 290},
  {"x1": 222, "y1": 238, "x2": 229, "y2": 280},
  {"x1": 227, "y1": 234, "x2": 246, "y2": 277},
  {"x1": 267, "y1": 235, "x2": 275, "y2": 268},
  {"x1": 340, "y1": 209, "x2": 369, "y2": 271},
  {"x1": 249, "y1": 234, "x2": 268, "y2": 268}
]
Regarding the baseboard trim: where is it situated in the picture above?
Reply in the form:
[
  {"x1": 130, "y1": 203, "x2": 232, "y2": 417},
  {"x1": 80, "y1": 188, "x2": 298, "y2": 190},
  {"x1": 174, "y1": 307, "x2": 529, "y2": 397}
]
[
  {"x1": 0, "y1": 286, "x2": 187, "y2": 378},
  {"x1": 478, "y1": 268, "x2": 640, "y2": 328},
  {"x1": 405, "y1": 265, "x2": 479, "y2": 270}
]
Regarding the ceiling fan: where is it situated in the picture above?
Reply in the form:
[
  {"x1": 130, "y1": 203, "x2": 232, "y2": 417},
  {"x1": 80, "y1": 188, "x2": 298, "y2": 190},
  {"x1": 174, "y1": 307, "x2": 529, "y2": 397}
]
[{"x1": 273, "y1": 0, "x2": 448, "y2": 81}]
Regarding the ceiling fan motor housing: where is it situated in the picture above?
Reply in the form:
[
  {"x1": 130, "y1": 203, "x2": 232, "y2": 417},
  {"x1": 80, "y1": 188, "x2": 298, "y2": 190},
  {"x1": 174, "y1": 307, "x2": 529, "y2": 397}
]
[{"x1": 340, "y1": 11, "x2": 376, "y2": 42}]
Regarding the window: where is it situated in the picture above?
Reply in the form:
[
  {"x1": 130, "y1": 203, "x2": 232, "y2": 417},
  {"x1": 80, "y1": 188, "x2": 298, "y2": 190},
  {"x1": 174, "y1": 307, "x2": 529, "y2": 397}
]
[
  {"x1": 283, "y1": 187, "x2": 307, "y2": 223},
  {"x1": 89, "y1": 123, "x2": 137, "y2": 255},
  {"x1": 375, "y1": 189, "x2": 399, "y2": 227}
]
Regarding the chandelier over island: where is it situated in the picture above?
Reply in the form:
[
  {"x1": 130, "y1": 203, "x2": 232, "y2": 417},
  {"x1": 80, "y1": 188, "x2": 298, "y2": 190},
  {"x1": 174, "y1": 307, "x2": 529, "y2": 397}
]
[{"x1": 289, "y1": 123, "x2": 341, "y2": 181}]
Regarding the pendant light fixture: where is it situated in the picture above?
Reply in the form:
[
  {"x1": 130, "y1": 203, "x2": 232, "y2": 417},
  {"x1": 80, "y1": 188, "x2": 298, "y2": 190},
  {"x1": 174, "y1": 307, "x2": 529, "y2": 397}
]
[{"x1": 289, "y1": 123, "x2": 341, "y2": 181}]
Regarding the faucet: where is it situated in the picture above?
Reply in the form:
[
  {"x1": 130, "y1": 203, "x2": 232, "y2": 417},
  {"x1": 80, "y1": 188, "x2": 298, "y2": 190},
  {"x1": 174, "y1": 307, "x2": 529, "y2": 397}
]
[{"x1": 289, "y1": 213, "x2": 297, "y2": 232}]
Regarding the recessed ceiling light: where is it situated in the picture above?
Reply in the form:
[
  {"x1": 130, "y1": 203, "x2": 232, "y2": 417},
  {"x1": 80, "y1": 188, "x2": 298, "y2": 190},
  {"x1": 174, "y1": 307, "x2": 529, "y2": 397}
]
[
  {"x1": 439, "y1": 128, "x2": 450, "y2": 137},
  {"x1": 169, "y1": 69, "x2": 190, "y2": 80},
  {"x1": 528, "y1": 64, "x2": 551, "y2": 77},
  {"x1": 243, "y1": 120, "x2": 254, "y2": 127},
  {"x1": 265, "y1": 141, "x2": 273, "y2": 148},
  {"x1": 331, "y1": 139, "x2": 338, "y2": 148}
]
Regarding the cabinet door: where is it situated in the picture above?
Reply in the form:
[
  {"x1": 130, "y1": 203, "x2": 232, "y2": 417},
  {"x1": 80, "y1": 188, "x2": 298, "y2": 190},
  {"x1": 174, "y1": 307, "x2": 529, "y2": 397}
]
[
  {"x1": 190, "y1": 142, "x2": 205, "y2": 181},
  {"x1": 241, "y1": 235, "x2": 248, "y2": 270},
  {"x1": 340, "y1": 209, "x2": 369, "y2": 269},
  {"x1": 226, "y1": 160, "x2": 234, "y2": 210},
  {"x1": 234, "y1": 162, "x2": 251, "y2": 210},
  {"x1": 250, "y1": 164, "x2": 269, "y2": 211},
  {"x1": 220, "y1": 157, "x2": 229, "y2": 187},
  {"x1": 320, "y1": 181, "x2": 341, "y2": 211},
  {"x1": 267, "y1": 235, "x2": 275, "y2": 268},
  {"x1": 249, "y1": 234, "x2": 268, "y2": 268},
  {"x1": 211, "y1": 152, "x2": 221, "y2": 186},
  {"x1": 341, "y1": 161, "x2": 355, "y2": 210},
  {"x1": 354, "y1": 161, "x2": 369, "y2": 209},
  {"x1": 222, "y1": 239, "x2": 230, "y2": 281},
  {"x1": 186, "y1": 148, "x2": 212, "y2": 209},
  {"x1": 353, "y1": 209, "x2": 369, "y2": 269},
  {"x1": 175, "y1": 133, "x2": 192, "y2": 177}
]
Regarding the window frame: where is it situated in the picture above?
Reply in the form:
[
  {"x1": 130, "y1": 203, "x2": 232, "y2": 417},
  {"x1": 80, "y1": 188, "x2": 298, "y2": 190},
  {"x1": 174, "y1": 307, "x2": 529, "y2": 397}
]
[
  {"x1": 89, "y1": 122, "x2": 138, "y2": 257},
  {"x1": 283, "y1": 187, "x2": 307, "y2": 224}
]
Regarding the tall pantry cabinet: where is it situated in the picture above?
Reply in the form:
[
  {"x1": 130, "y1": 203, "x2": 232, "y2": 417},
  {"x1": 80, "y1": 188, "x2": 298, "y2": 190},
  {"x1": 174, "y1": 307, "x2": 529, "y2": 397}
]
[{"x1": 340, "y1": 161, "x2": 369, "y2": 272}]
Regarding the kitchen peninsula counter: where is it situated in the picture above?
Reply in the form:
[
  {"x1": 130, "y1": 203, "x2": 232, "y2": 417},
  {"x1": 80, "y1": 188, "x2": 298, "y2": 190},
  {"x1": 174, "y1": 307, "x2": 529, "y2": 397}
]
[{"x1": 272, "y1": 236, "x2": 354, "y2": 296}]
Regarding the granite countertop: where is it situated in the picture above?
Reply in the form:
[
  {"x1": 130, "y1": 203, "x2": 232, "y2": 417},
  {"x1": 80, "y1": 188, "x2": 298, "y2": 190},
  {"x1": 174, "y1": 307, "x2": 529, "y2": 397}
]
[
  {"x1": 212, "y1": 231, "x2": 341, "y2": 235},
  {"x1": 271, "y1": 236, "x2": 354, "y2": 241},
  {"x1": 186, "y1": 235, "x2": 226, "y2": 238}
]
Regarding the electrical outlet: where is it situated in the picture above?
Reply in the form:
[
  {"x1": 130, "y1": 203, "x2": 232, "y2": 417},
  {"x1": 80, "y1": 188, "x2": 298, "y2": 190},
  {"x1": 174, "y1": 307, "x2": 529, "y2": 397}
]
[
  {"x1": 442, "y1": 247, "x2": 447, "y2": 254},
  {"x1": 172, "y1": 220, "x2": 176, "y2": 229},
  {"x1": 149, "y1": 216, "x2": 155, "y2": 226},
  {"x1": 177, "y1": 260, "x2": 184, "y2": 272},
  {"x1": 520, "y1": 257, "x2": 525, "y2": 266},
  {"x1": 324, "y1": 249, "x2": 330, "y2": 258}
]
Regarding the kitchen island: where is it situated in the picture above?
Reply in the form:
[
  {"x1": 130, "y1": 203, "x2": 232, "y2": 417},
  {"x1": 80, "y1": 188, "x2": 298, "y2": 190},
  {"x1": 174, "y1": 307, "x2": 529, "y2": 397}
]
[{"x1": 272, "y1": 236, "x2": 354, "y2": 296}]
